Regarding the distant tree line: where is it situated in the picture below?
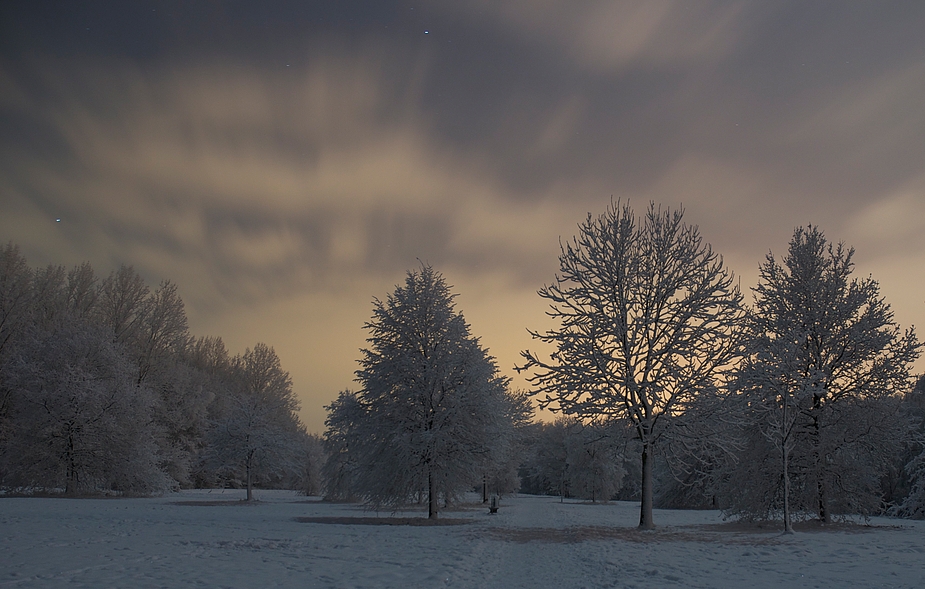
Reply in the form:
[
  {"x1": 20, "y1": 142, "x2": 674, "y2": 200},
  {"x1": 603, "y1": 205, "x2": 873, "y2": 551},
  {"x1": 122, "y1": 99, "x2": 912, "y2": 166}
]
[
  {"x1": 318, "y1": 210, "x2": 923, "y2": 528},
  {"x1": 0, "y1": 242, "x2": 321, "y2": 498},
  {"x1": 4, "y1": 195, "x2": 925, "y2": 528}
]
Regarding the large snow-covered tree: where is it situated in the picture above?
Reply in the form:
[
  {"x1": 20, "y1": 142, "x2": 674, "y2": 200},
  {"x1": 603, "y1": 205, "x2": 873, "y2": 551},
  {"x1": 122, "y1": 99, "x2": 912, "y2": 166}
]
[
  {"x1": 3, "y1": 322, "x2": 167, "y2": 494},
  {"x1": 135, "y1": 280, "x2": 191, "y2": 385},
  {"x1": 731, "y1": 226, "x2": 920, "y2": 529},
  {"x1": 348, "y1": 265, "x2": 513, "y2": 519},
  {"x1": 97, "y1": 265, "x2": 149, "y2": 348},
  {"x1": 0, "y1": 243, "x2": 33, "y2": 446},
  {"x1": 0, "y1": 245, "x2": 307, "y2": 495},
  {"x1": 519, "y1": 201, "x2": 744, "y2": 529}
]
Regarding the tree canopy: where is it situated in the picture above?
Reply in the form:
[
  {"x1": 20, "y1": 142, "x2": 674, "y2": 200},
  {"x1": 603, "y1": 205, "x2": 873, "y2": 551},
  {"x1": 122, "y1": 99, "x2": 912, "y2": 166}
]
[
  {"x1": 326, "y1": 265, "x2": 525, "y2": 518},
  {"x1": 728, "y1": 226, "x2": 921, "y2": 529},
  {"x1": 519, "y1": 201, "x2": 744, "y2": 528}
]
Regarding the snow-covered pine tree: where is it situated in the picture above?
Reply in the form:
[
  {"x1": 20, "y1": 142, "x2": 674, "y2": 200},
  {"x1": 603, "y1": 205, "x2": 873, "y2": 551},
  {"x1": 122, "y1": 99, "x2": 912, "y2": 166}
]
[
  {"x1": 729, "y1": 226, "x2": 920, "y2": 529},
  {"x1": 519, "y1": 201, "x2": 744, "y2": 528},
  {"x1": 350, "y1": 265, "x2": 512, "y2": 519}
]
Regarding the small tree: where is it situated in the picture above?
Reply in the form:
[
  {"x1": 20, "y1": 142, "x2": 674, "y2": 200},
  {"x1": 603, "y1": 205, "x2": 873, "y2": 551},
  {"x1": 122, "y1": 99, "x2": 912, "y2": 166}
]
[
  {"x1": 322, "y1": 390, "x2": 365, "y2": 502},
  {"x1": 733, "y1": 226, "x2": 921, "y2": 529},
  {"x1": 206, "y1": 343, "x2": 302, "y2": 501},
  {"x1": 482, "y1": 388, "x2": 534, "y2": 499},
  {"x1": 892, "y1": 376, "x2": 925, "y2": 518},
  {"x1": 291, "y1": 432, "x2": 326, "y2": 496},
  {"x1": 350, "y1": 265, "x2": 512, "y2": 519},
  {"x1": 519, "y1": 201, "x2": 744, "y2": 528}
]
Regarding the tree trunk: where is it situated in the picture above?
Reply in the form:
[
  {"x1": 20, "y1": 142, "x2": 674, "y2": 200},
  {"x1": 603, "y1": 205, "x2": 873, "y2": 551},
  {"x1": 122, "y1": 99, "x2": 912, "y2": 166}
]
[
  {"x1": 428, "y1": 470, "x2": 438, "y2": 520},
  {"x1": 246, "y1": 458, "x2": 253, "y2": 502},
  {"x1": 783, "y1": 444, "x2": 793, "y2": 534},
  {"x1": 811, "y1": 398, "x2": 829, "y2": 523},
  {"x1": 818, "y1": 479, "x2": 829, "y2": 524},
  {"x1": 639, "y1": 442, "x2": 655, "y2": 529},
  {"x1": 65, "y1": 431, "x2": 77, "y2": 496},
  {"x1": 782, "y1": 393, "x2": 794, "y2": 534}
]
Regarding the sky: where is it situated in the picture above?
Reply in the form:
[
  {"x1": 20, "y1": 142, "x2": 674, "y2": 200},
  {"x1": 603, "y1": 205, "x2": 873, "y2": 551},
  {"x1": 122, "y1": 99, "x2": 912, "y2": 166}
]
[{"x1": 2, "y1": 1, "x2": 923, "y2": 433}]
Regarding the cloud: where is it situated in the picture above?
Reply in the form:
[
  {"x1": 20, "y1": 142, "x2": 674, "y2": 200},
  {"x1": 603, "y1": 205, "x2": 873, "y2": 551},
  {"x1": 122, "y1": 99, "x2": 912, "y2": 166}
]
[
  {"x1": 4, "y1": 5, "x2": 925, "y2": 429},
  {"x1": 778, "y1": 63, "x2": 925, "y2": 178},
  {"x1": 0, "y1": 52, "x2": 601, "y2": 348},
  {"x1": 842, "y1": 177, "x2": 925, "y2": 255},
  {"x1": 445, "y1": 0, "x2": 748, "y2": 73}
]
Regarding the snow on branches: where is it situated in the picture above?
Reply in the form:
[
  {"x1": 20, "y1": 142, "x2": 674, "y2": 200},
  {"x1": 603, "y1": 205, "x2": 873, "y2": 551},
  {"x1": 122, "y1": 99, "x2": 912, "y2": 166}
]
[
  {"x1": 519, "y1": 201, "x2": 744, "y2": 528},
  {"x1": 727, "y1": 226, "x2": 921, "y2": 529},
  {"x1": 326, "y1": 265, "x2": 528, "y2": 519}
]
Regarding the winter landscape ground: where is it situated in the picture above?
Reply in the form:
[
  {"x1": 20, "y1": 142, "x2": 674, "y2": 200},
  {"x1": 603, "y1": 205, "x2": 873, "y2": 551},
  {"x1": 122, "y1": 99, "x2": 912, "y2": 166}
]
[{"x1": 2, "y1": 490, "x2": 923, "y2": 589}]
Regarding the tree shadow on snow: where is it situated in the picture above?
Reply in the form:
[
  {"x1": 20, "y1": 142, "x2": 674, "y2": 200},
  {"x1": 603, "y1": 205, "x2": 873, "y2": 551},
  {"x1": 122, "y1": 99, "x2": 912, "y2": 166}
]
[
  {"x1": 294, "y1": 516, "x2": 472, "y2": 526},
  {"x1": 171, "y1": 500, "x2": 264, "y2": 506},
  {"x1": 487, "y1": 520, "x2": 906, "y2": 544}
]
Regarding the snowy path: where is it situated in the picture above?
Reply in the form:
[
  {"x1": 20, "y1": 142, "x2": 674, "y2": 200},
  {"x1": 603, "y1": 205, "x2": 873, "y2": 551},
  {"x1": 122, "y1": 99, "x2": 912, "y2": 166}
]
[{"x1": 2, "y1": 491, "x2": 924, "y2": 588}]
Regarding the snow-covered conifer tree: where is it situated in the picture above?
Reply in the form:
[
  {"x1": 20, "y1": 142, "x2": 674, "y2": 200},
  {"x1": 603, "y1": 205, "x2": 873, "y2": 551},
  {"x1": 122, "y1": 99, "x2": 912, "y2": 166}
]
[{"x1": 350, "y1": 265, "x2": 512, "y2": 519}]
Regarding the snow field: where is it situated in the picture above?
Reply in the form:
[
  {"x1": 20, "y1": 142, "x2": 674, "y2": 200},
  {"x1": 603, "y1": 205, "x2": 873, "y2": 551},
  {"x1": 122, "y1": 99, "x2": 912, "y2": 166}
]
[{"x1": 2, "y1": 491, "x2": 924, "y2": 589}]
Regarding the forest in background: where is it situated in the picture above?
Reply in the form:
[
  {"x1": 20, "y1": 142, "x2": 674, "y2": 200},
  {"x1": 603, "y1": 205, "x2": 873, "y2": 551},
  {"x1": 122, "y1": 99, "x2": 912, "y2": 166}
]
[
  {"x1": 0, "y1": 242, "x2": 323, "y2": 498},
  {"x1": 2, "y1": 200, "x2": 925, "y2": 526}
]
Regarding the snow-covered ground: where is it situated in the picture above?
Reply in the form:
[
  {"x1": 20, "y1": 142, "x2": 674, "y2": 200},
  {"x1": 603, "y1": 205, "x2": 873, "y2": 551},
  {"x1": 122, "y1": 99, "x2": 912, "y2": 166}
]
[{"x1": 2, "y1": 490, "x2": 923, "y2": 588}]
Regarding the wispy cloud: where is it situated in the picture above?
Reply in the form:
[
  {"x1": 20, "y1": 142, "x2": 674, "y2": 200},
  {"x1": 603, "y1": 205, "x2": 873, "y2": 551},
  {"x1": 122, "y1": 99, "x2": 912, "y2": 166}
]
[
  {"x1": 3, "y1": 4, "x2": 924, "y2": 430},
  {"x1": 446, "y1": 0, "x2": 748, "y2": 73}
]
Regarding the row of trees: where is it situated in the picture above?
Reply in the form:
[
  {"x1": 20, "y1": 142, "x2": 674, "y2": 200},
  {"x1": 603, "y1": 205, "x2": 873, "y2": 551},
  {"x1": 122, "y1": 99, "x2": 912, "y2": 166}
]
[
  {"x1": 0, "y1": 243, "x2": 314, "y2": 498},
  {"x1": 515, "y1": 201, "x2": 923, "y2": 529},
  {"x1": 319, "y1": 204, "x2": 922, "y2": 529},
  {"x1": 3, "y1": 197, "x2": 923, "y2": 528},
  {"x1": 518, "y1": 418, "x2": 626, "y2": 503}
]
